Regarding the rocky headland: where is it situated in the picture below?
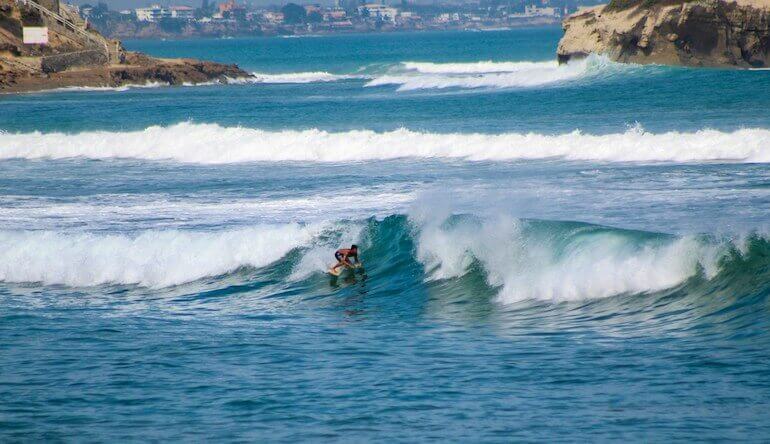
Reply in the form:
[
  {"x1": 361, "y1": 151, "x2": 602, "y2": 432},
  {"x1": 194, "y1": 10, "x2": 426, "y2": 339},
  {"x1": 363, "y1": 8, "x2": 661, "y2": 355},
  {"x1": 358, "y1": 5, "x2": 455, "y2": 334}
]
[
  {"x1": 0, "y1": 0, "x2": 251, "y2": 93},
  {"x1": 557, "y1": 0, "x2": 770, "y2": 68}
]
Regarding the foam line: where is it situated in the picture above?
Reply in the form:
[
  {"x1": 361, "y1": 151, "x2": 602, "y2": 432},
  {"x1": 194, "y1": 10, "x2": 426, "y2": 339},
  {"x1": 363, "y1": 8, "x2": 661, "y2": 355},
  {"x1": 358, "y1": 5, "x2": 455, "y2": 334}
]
[{"x1": 2, "y1": 122, "x2": 769, "y2": 163}]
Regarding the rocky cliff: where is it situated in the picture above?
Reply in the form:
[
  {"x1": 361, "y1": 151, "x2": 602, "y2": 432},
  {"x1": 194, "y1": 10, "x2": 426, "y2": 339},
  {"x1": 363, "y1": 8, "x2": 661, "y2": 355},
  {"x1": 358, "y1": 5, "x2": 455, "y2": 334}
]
[
  {"x1": 557, "y1": 0, "x2": 770, "y2": 68},
  {"x1": 0, "y1": 0, "x2": 251, "y2": 92}
]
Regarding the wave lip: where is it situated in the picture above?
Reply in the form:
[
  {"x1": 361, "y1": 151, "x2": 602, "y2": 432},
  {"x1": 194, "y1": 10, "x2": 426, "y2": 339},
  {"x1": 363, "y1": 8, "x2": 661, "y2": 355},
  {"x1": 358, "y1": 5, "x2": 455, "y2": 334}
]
[{"x1": 2, "y1": 122, "x2": 770, "y2": 164}]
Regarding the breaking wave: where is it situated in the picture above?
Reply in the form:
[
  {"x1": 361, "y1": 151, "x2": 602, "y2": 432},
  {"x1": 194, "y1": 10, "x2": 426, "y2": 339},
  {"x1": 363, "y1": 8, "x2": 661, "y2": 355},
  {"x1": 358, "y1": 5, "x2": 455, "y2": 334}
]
[
  {"x1": 402, "y1": 60, "x2": 559, "y2": 74},
  {"x1": 0, "y1": 214, "x2": 765, "y2": 307},
  {"x1": 49, "y1": 81, "x2": 170, "y2": 93},
  {"x1": 0, "y1": 224, "x2": 323, "y2": 287},
  {"x1": 365, "y1": 55, "x2": 613, "y2": 91},
  {"x1": 1, "y1": 122, "x2": 769, "y2": 163},
  {"x1": 243, "y1": 71, "x2": 362, "y2": 83}
]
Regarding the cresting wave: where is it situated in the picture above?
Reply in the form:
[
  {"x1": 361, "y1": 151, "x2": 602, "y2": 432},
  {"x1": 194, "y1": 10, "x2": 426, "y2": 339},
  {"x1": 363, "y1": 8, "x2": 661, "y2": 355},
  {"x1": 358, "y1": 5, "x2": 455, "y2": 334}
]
[
  {"x1": 2, "y1": 122, "x2": 769, "y2": 163},
  {"x1": 0, "y1": 215, "x2": 766, "y2": 305}
]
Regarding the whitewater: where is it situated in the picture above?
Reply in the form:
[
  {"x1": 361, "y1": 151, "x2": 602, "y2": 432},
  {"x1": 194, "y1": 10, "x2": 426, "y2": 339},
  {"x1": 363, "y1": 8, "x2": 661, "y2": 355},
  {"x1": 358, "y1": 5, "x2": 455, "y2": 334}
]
[
  {"x1": 1, "y1": 29, "x2": 769, "y2": 442},
  {"x1": 2, "y1": 122, "x2": 769, "y2": 163}
]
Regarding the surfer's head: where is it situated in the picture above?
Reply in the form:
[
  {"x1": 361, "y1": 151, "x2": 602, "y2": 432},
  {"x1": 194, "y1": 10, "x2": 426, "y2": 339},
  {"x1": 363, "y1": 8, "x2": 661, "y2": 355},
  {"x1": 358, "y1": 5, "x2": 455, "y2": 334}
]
[{"x1": 351, "y1": 245, "x2": 358, "y2": 253}]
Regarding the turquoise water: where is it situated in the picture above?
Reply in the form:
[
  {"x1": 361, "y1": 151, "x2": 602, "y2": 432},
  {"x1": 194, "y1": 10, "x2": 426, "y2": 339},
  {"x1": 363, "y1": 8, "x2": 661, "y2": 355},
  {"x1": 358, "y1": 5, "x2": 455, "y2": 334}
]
[{"x1": 1, "y1": 28, "x2": 770, "y2": 441}]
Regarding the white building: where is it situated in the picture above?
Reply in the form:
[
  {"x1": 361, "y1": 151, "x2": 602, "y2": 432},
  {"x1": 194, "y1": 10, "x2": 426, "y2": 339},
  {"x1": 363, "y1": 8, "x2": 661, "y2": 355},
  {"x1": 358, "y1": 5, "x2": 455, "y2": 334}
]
[
  {"x1": 170, "y1": 6, "x2": 195, "y2": 20},
  {"x1": 357, "y1": 4, "x2": 398, "y2": 22},
  {"x1": 135, "y1": 5, "x2": 172, "y2": 22},
  {"x1": 523, "y1": 5, "x2": 557, "y2": 17},
  {"x1": 437, "y1": 12, "x2": 460, "y2": 22}
]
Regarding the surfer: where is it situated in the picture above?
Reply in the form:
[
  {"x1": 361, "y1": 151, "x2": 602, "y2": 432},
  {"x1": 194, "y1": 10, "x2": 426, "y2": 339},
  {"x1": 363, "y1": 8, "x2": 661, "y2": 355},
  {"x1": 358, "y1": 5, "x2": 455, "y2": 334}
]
[{"x1": 331, "y1": 245, "x2": 360, "y2": 274}]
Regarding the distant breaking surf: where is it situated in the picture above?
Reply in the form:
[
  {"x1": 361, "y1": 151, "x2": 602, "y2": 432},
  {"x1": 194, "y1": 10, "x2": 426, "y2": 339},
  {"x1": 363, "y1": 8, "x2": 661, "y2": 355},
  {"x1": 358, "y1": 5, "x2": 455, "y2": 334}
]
[
  {"x1": 1, "y1": 122, "x2": 769, "y2": 163},
  {"x1": 242, "y1": 71, "x2": 363, "y2": 83},
  {"x1": 364, "y1": 55, "x2": 616, "y2": 90}
]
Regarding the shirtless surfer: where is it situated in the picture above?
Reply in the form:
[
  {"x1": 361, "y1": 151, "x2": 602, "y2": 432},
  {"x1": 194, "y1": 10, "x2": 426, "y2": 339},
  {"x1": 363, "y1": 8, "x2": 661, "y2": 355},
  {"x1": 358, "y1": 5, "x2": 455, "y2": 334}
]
[{"x1": 331, "y1": 245, "x2": 360, "y2": 274}]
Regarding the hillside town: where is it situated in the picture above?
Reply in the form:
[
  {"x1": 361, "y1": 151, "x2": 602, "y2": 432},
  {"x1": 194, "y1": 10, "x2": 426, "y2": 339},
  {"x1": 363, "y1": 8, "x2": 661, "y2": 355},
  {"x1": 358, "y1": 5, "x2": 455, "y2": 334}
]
[{"x1": 73, "y1": 0, "x2": 576, "y2": 38}]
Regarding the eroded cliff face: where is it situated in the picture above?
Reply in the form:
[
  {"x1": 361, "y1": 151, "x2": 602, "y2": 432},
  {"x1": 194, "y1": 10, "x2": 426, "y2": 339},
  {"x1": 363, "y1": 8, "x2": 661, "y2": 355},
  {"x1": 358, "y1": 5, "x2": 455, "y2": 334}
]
[{"x1": 557, "y1": 0, "x2": 770, "y2": 68}]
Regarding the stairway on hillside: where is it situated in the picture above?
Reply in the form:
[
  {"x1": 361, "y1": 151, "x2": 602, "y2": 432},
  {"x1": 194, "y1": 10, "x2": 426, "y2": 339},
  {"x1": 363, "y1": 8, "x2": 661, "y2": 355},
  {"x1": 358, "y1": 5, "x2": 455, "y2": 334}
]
[{"x1": 59, "y1": 3, "x2": 84, "y2": 29}]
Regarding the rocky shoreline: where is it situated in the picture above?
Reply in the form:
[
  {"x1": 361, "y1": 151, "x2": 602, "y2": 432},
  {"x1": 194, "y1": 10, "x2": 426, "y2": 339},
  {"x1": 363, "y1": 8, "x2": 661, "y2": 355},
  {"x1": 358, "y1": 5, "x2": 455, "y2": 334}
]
[
  {"x1": 0, "y1": 53, "x2": 251, "y2": 93},
  {"x1": 557, "y1": 0, "x2": 770, "y2": 68}
]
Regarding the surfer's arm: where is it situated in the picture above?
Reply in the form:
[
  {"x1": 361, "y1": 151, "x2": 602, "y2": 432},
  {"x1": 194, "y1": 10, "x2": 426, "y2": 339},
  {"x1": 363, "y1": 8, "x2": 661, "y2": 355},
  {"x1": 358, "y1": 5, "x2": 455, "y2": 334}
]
[{"x1": 340, "y1": 252, "x2": 354, "y2": 267}]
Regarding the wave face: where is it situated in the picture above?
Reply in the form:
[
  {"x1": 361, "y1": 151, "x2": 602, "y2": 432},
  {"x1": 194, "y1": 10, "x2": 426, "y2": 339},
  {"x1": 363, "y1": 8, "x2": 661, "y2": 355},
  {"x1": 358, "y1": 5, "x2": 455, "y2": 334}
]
[
  {"x1": 1, "y1": 215, "x2": 766, "y2": 307},
  {"x1": 2, "y1": 122, "x2": 769, "y2": 163},
  {"x1": 365, "y1": 56, "x2": 611, "y2": 91}
]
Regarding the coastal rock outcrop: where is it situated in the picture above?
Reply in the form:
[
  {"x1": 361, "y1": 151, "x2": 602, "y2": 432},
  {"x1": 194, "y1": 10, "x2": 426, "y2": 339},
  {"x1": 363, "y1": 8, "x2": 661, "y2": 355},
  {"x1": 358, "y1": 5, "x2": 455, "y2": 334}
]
[
  {"x1": 0, "y1": 0, "x2": 252, "y2": 92},
  {"x1": 557, "y1": 0, "x2": 770, "y2": 68}
]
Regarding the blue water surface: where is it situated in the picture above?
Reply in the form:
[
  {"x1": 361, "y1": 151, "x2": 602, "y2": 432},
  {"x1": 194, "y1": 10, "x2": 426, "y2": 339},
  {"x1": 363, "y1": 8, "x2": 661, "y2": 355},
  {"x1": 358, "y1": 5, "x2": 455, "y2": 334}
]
[{"x1": 1, "y1": 28, "x2": 769, "y2": 442}]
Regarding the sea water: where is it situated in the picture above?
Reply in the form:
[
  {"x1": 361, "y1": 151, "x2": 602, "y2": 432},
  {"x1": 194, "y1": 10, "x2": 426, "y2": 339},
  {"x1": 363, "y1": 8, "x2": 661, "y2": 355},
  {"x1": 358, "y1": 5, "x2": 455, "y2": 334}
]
[{"x1": 1, "y1": 28, "x2": 769, "y2": 441}]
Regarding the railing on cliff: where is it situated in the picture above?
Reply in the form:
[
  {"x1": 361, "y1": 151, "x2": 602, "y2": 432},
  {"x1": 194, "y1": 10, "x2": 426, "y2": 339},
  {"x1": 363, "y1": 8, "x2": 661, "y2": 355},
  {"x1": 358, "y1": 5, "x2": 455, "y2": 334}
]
[{"x1": 14, "y1": 0, "x2": 111, "y2": 58}]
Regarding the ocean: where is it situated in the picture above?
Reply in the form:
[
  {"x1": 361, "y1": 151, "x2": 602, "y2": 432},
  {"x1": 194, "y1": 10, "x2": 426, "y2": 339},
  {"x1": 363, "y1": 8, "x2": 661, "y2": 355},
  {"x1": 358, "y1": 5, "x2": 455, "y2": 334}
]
[{"x1": 1, "y1": 27, "x2": 769, "y2": 441}]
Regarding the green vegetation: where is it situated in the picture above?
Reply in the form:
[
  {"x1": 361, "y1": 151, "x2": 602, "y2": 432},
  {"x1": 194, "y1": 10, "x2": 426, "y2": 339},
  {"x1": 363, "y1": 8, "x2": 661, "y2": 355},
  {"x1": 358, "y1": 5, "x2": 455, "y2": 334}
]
[{"x1": 280, "y1": 3, "x2": 306, "y2": 24}]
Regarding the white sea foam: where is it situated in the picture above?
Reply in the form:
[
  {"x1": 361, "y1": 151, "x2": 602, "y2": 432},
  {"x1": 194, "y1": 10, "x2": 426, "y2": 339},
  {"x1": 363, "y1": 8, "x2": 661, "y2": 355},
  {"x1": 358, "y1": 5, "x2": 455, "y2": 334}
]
[
  {"x1": 51, "y1": 81, "x2": 170, "y2": 92},
  {"x1": 412, "y1": 213, "x2": 722, "y2": 302},
  {"x1": 2, "y1": 122, "x2": 769, "y2": 163},
  {"x1": 0, "y1": 225, "x2": 320, "y2": 287},
  {"x1": 366, "y1": 56, "x2": 606, "y2": 90},
  {"x1": 0, "y1": 190, "x2": 416, "y2": 231}
]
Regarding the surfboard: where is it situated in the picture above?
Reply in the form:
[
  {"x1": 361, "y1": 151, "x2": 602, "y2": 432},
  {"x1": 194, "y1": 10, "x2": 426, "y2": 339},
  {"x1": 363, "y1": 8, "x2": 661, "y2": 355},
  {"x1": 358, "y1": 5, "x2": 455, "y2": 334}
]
[{"x1": 328, "y1": 264, "x2": 362, "y2": 276}]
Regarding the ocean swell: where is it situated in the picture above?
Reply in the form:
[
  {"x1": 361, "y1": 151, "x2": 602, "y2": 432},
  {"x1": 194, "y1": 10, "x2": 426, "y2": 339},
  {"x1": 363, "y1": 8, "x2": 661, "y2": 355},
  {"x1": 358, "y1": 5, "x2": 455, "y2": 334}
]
[{"x1": 1, "y1": 122, "x2": 769, "y2": 163}]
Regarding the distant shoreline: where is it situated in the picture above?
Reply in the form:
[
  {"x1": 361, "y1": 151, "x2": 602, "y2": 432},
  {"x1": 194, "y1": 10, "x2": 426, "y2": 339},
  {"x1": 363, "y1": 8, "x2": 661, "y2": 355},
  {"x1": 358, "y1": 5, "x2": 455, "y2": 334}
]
[{"x1": 116, "y1": 23, "x2": 563, "y2": 41}]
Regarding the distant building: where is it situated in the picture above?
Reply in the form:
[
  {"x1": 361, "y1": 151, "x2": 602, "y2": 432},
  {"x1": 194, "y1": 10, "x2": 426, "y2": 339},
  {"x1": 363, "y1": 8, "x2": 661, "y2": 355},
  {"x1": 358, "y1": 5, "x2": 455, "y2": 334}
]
[
  {"x1": 513, "y1": 4, "x2": 558, "y2": 17},
  {"x1": 324, "y1": 9, "x2": 347, "y2": 21},
  {"x1": 261, "y1": 11, "x2": 284, "y2": 24},
  {"x1": 358, "y1": 4, "x2": 398, "y2": 22},
  {"x1": 135, "y1": 5, "x2": 172, "y2": 22},
  {"x1": 170, "y1": 6, "x2": 195, "y2": 20},
  {"x1": 437, "y1": 12, "x2": 459, "y2": 22},
  {"x1": 218, "y1": 0, "x2": 245, "y2": 15}
]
